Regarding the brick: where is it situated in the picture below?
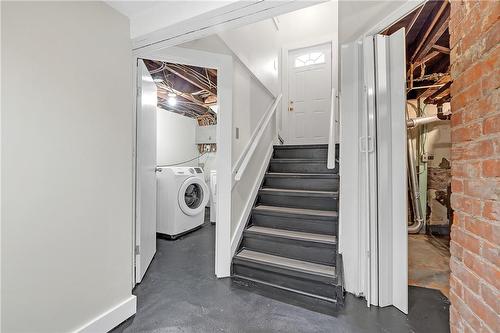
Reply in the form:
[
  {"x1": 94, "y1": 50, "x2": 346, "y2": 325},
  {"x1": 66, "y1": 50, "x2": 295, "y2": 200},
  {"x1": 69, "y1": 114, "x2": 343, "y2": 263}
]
[
  {"x1": 483, "y1": 114, "x2": 500, "y2": 134},
  {"x1": 483, "y1": 20, "x2": 500, "y2": 55},
  {"x1": 464, "y1": 254, "x2": 500, "y2": 290},
  {"x1": 480, "y1": 282, "x2": 500, "y2": 314},
  {"x1": 451, "y1": 194, "x2": 482, "y2": 216},
  {"x1": 464, "y1": 180, "x2": 499, "y2": 200},
  {"x1": 480, "y1": 240, "x2": 500, "y2": 267},
  {"x1": 451, "y1": 110, "x2": 464, "y2": 127},
  {"x1": 452, "y1": 161, "x2": 481, "y2": 178},
  {"x1": 482, "y1": 200, "x2": 500, "y2": 220},
  {"x1": 452, "y1": 123, "x2": 482, "y2": 142},
  {"x1": 452, "y1": 179, "x2": 464, "y2": 193},
  {"x1": 453, "y1": 255, "x2": 481, "y2": 293},
  {"x1": 450, "y1": 239, "x2": 464, "y2": 261},
  {"x1": 464, "y1": 216, "x2": 493, "y2": 241},
  {"x1": 482, "y1": 159, "x2": 500, "y2": 177},
  {"x1": 453, "y1": 226, "x2": 481, "y2": 255},
  {"x1": 463, "y1": 287, "x2": 500, "y2": 331},
  {"x1": 450, "y1": 289, "x2": 482, "y2": 332}
]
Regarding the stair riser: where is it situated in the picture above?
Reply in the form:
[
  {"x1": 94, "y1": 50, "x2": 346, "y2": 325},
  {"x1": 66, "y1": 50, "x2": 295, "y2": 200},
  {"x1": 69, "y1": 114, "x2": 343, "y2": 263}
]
[
  {"x1": 233, "y1": 260, "x2": 339, "y2": 299},
  {"x1": 273, "y1": 148, "x2": 329, "y2": 159},
  {"x1": 264, "y1": 176, "x2": 339, "y2": 191},
  {"x1": 252, "y1": 212, "x2": 337, "y2": 235},
  {"x1": 269, "y1": 161, "x2": 338, "y2": 174},
  {"x1": 242, "y1": 234, "x2": 336, "y2": 265},
  {"x1": 258, "y1": 193, "x2": 338, "y2": 211}
]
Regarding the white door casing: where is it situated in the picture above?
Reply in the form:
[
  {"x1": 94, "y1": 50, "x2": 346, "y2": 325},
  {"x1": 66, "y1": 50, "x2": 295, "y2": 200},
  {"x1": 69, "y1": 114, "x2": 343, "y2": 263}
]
[
  {"x1": 287, "y1": 43, "x2": 332, "y2": 144},
  {"x1": 135, "y1": 59, "x2": 157, "y2": 284}
]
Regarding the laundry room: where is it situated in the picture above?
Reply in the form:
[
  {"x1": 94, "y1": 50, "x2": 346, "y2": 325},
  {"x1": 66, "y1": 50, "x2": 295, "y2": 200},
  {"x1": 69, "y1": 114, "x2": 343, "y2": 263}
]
[{"x1": 136, "y1": 58, "x2": 218, "y2": 282}]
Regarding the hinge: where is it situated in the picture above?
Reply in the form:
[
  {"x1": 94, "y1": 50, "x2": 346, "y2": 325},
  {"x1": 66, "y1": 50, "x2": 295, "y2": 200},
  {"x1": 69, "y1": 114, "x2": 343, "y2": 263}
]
[
  {"x1": 367, "y1": 250, "x2": 371, "y2": 258},
  {"x1": 135, "y1": 245, "x2": 140, "y2": 255}
]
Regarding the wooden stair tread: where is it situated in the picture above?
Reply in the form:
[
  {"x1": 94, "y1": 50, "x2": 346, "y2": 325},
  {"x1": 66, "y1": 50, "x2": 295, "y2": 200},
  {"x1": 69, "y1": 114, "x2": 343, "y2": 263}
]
[
  {"x1": 260, "y1": 188, "x2": 338, "y2": 196},
  {"x1": 254, "y1": 204, "x2": 338, "y2": 218},
  {"x1": 246, "y1": 226, "x2": 336, "y2": 244},
  {"x1": 235, "y1": 249, "x2": 336, "y2": 278}
]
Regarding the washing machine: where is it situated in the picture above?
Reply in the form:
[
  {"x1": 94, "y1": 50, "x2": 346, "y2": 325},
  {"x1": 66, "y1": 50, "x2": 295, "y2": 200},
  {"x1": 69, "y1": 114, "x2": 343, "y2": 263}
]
[{"x1": 157, "y1": 166, "x2": 209, "y2": 239}]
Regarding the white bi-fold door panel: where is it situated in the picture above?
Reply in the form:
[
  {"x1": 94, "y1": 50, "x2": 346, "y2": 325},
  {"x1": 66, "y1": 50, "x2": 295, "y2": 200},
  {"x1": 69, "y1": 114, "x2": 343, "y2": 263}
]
[
  {"x1": 339, "y1": 29, "x2": 407, "y2": 314},
  {"x1": 288, "y1": 42, "x2": 332, "y2": 144},
  {"x1": 135, "y1": 59, "x2": 157, "y2": 284}
]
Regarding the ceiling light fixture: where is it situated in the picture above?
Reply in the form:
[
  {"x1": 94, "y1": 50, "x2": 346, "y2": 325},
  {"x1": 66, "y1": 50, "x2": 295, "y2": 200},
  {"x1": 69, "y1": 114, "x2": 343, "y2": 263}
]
[{"x1": 168, "y1": 95, "x2": 177, "y2": 106}]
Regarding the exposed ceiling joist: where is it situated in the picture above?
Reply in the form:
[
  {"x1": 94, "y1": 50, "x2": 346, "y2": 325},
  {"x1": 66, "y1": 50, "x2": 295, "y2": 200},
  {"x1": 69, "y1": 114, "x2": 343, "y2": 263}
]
[
  {"x1": 424, "y1": 81, "x2": 452, "y2": 104},
  {"x1": 413, "y1": 8, "x2": 450, "y2": 63},
  {"x1": 410, "y1": 0, "x2": 449, "y2": 63},
  {"x1": 164, "y1": 64, "x2": 217, "y2": 96},
  {"x1": 405, "y1": 3, "x2": 426, "y2": 37},
  {"x1": 432, "y1": 44, "x2": 450, "y2": 54}
]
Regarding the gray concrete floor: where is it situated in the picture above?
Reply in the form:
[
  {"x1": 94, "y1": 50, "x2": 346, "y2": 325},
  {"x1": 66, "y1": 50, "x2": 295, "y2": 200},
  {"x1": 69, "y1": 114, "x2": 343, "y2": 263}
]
[{"x1": 112, "y1": 215, "x2": 450, "y2": 333}]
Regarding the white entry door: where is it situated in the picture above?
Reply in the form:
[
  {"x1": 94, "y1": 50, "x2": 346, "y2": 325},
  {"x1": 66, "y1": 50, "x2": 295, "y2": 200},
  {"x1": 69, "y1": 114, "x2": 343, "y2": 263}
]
[
  {"x1": 135, "y1": 59, "x2": 157, "y2": 284},
  {"x1": 288, "y1": 42, "x2": 332, "y2": 144},
  {"x1": 339, "y1": 29, "x2": 407, "y2": 313}
]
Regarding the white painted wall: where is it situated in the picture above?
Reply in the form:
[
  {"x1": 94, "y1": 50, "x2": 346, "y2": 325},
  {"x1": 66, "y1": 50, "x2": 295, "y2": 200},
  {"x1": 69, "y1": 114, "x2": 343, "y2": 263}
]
[
  {"x1": 218, "y1": 0, "x2": 339, "y2": 97},
  {"x1": 156, "y1": 108, "x2": 199, "y2": 167},
  {"x1": 1, "y1": 2, "x2": 135, "y2": 332},
  {"x1": 179, "y1": 35, "x2": 274, "y2": 237},
  {"x1": 106, "y1": 0, "x2": 235, "y2": 39}
]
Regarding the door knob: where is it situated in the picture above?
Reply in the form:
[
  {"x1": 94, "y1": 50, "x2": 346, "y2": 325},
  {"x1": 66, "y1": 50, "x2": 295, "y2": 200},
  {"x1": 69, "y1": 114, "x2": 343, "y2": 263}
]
[{"x1": 288, "y1": 101, "x2": 294, "y2": 112}]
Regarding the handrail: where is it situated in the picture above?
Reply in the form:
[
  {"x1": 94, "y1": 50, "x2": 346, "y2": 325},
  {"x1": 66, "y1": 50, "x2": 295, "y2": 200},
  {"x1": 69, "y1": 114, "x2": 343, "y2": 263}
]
[
  {"x1": 327, "y1": 88, "x2": 337, "y2": 169},
  {"x1": 233, "y1": 94, "x2": 282, "y2": 182}
]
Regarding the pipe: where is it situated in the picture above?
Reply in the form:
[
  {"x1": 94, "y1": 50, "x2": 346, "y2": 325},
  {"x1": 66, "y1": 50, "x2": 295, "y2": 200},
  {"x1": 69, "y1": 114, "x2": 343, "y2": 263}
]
[
  {"x1": 406, "y1": 115, "x2": 440, "y2": 128},
  {"x1": 407, "y1": 134, "x2": 424, "y2": 234}
]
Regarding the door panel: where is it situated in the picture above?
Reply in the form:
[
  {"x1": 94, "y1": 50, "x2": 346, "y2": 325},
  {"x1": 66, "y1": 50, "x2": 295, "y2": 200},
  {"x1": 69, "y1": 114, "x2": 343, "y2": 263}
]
[
  {"x1": 288, "y1": 43, "x2": 332, "y2": 144},
  {"x1": 135, "y1": 59, "x2": 157, "y2": 284},
  {"x1": 339, "y1": 29, "x2": 407, "y2": 313},
  {"x1": 375, "y1": 29, "x2": 408, "y2": 314}
]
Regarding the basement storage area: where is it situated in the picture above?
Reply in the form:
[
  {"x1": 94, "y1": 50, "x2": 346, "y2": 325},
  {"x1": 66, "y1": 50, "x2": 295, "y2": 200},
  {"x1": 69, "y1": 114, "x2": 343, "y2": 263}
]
[{"x1": 383, "y1": 0, "x2": 452, "y2": 298}]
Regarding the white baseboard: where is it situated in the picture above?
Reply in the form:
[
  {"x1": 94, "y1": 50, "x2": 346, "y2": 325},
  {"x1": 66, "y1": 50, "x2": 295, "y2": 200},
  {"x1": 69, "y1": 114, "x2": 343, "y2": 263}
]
[
  {"x1": 74, "y1": 295, "x2": 137, "y2": 333},
  {"x1": 230, "y1": 141, "x2": 274, "y2": 256}
]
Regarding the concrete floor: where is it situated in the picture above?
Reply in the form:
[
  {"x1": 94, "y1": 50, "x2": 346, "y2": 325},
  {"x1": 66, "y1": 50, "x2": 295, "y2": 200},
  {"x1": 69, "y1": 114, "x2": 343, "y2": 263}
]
[
  {"x1": 408, "y1": 234, "x2": 450, "y2": 297},
  {"x1": 112, "y1": 217, "x2": 450, "y2": 333}
]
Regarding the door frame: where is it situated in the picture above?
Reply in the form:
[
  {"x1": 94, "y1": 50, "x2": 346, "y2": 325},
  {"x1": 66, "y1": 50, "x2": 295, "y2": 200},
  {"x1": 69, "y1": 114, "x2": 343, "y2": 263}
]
[
  {"x1": 131, "y1": 46, "x2": 233, "y2": 286},
  {"x1": 280, "y1": 35, "x2": 338, "y2": 144}
]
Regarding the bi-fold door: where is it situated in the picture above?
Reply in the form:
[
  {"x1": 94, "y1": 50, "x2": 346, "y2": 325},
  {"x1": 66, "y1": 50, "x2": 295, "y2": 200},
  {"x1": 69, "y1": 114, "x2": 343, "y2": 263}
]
[{"x1": 340, "y1": 29, "x2": 407, "y2": 313}]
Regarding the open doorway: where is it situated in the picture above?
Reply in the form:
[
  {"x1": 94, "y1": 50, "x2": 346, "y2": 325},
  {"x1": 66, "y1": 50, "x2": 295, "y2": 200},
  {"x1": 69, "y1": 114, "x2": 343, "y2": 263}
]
[
  {"x1": 133, "y1": 46, "x2": 234, "y2": 289},
  {"x1": 382, "y1": 0, "x2": 452, "y2": 298}
]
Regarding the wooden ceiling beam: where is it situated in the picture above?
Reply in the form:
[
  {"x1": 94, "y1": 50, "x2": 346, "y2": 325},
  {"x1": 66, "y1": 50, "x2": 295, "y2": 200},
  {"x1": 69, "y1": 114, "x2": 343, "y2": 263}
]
[
  {"x1": 424, "y1": 81, "x2": 451, "y2": 104},
  {"x1": 413, "y1": 12, "x2": 450, "y2": 64},
  {"x1": 163, "y1": 64, "x2": 217, "y2": 96},
  {"x1": 405, "y1": 3, "x2": 425, "y2": 37},
  {"x1": 410, "y1": 0, "x2": 449, "y2": 63},
  {"x1": 432, "y1": 44, "x2": 450, "y2": 54}
]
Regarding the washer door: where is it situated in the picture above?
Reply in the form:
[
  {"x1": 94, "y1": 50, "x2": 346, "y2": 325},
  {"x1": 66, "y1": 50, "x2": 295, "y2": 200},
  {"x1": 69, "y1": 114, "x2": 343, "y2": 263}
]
[{"x1": 178, "y1": 177, "x2": 209, "y2": 216}]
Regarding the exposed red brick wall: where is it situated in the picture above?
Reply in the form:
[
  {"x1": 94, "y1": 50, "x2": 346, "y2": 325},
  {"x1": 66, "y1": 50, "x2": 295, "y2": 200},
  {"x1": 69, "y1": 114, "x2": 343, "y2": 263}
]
[{"x1": 448, "y1": 1, "x2": 500, "y2": 332}]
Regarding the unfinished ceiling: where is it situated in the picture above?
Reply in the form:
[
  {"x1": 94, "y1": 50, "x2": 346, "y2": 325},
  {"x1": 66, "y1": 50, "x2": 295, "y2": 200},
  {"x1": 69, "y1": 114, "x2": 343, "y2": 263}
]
[
  {"x1": 144, "y1": 60, "x2": 217, "y2": 121},
  {"x1": 383, "y1": 0, "x2": 451, "y2": 104}
]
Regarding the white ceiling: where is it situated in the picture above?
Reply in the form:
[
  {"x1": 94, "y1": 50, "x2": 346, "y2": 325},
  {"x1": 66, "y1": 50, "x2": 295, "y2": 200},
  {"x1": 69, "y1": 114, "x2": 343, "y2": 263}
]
[
  {"x1": 106, "y1": 1, "x2": 235, "y2": 38},
  {"x1": 339, "y1": 0, "x2": 410, "y2": 43}
]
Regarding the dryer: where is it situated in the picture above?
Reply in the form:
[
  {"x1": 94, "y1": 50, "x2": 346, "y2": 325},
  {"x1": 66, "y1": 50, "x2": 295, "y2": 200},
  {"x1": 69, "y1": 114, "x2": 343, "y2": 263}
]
[{"x1": 157, "y1": 167, "x2": 209, "y2": 239}]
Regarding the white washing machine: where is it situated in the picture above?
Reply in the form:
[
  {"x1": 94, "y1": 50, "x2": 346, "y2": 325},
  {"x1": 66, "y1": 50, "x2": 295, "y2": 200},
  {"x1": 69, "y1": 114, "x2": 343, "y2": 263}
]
[{"x1": 157, "y1": 166, "x2": 209, "y2": 239}]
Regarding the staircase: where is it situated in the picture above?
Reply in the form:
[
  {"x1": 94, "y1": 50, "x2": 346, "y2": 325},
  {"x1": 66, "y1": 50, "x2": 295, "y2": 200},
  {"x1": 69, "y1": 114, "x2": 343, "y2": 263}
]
[{"x1": 232, "y1": 144, "x2": 344, "y2": 304}]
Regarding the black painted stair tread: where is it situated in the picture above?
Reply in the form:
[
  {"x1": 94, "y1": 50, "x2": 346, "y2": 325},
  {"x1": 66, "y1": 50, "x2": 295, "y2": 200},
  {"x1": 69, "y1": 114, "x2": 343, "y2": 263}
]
[
  {"x1": 270, "y1": 158, "x2": 328, "y2": 162},
  {"x1": 259, "y1": 188, "x2": 338, "y2": 197},
  {"x1": 274, "y1": 144, "x2": 329, "y2": 149},
  {"x1": 235, "y1": 249, "x2": 336, "y2": 278},
  {"x1": 265, "y1": 172, "x2": 339, "y2": 178},
  {"x1": 253, "y1": 205, "x2": 338, "y2": 218},
  {"x1": 245, "y1": 226, "x2": 337, "y2": 244}
]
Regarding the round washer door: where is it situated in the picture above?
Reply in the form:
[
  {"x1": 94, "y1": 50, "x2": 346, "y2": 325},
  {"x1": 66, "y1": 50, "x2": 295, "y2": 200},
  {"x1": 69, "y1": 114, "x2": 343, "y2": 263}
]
[{"x1": 178, "y1": 177, "x2": 209, "y2": 216}]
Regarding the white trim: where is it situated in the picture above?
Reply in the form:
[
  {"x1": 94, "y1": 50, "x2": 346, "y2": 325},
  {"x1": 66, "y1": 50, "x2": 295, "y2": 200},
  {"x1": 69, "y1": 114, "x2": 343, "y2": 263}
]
[
  {"x1": 230, "y1": 141, "x2": 274, "y2": 256},
  {"x1": 280, "y1": 34, "x2": 337, "y2": 143},
  {"x1": 132, "y1": 1, "x2": 322, "y2": 54},
  {"x1": 133, "y1": 46, "x2": 233, "y2": 279},
  {"x1": 74, "y1": 296, "x2": 136, "y2": 333},
  {"x1": 363, "y1": 0, "x2": 426, "y2": 37}
]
